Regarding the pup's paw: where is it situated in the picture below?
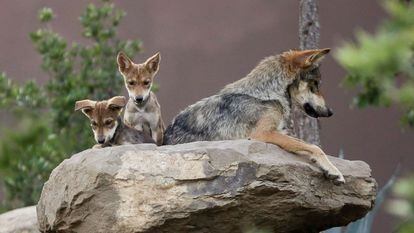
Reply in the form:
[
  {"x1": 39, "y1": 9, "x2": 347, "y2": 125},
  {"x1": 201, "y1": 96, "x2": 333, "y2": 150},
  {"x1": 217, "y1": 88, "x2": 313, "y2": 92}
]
[{"x1": 92, "y1": 144, "x2": 103, "y2": 149}]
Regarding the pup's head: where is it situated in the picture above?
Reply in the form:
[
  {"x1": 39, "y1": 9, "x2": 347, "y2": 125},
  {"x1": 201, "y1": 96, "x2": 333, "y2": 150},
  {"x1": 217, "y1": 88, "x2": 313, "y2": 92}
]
[
  {"x1": 117, "y1": 52, "x2": 160, "y2": 105},
  {"x1": 75, "y1": 96, "x2": 127, "y2": 144},
  {"x1": 283, "y1": 48, "x2": 333, "y2": 118}
]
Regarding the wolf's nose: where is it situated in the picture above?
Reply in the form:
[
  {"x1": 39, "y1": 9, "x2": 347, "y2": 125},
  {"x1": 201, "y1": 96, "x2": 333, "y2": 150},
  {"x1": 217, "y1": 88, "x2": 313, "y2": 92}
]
[
  {"x1": 98, "y1": 139, "x2": 105, "y2": 144},
  {"x1": 327, "y1": 108, "x2": 333, "y2": 117},
  {"x1": 135, "y1": 96, "x2": 144, "y2": 102}
]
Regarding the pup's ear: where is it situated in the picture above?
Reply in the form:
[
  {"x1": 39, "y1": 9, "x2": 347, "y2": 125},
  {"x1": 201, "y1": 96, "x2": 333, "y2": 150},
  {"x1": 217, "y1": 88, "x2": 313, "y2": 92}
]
[
  {"x1": 75, "y1": 100, "x2": 96, "y2": 117},
  {"x1": 107, "y1": 96, "x2": 126, "y2": 112},
  {"x1": 145, "y1": 52, "x2": 161, "y2": 74},
  {"x1": 283, "y1": 48, "x2": 330, "y2": 69},
  {"x1": 117, "y1": 51, "x2": 133, "y2": 74}
]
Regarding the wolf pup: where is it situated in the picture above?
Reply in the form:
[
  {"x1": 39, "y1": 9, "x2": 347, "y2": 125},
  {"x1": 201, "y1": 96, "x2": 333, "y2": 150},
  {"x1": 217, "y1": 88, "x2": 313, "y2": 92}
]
[
  {"x1": 164, "y1": 48, "x2": 345, "y2": 184},
  {"x1": 117, "y1": 52, "x2": 165, "y2": 146},
  {"x1": 75, "y1": 96, "x2": 155, "y2": 148}
]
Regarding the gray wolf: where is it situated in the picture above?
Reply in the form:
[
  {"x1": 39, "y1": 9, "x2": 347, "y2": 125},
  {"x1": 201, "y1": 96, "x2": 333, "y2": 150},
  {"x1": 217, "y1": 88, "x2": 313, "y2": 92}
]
[
  {"x1": 75, "y1": 96, "x2": 155, "y2": 148},
  {"x1": 164, "y1": 48, "x2": 344, "y2": 184},
  {"x1": 117, "y1": 52, "x2": 165, "y2": 146}
]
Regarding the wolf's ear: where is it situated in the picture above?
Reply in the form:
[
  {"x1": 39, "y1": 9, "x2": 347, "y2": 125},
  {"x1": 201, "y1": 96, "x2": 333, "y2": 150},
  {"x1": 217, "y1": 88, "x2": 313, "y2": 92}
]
[
  {"x1": 107, "y1": 96, "x2": 126, "y2": 112},
  {"x1": 117, "y1": 52, "x2": 133, "y2": 74},
  {"x1": 283, "y1": 48, "x2": 330, "y2": 69},
  {"x1": 145, "y1": 52, "x2": 161, "y2": 74},
  {"x1": 75, "y1": 100, "x2": 96, "y2": 117},
  {"x1": 305, "y1": 48, "x2": 330, "y2": 65}
]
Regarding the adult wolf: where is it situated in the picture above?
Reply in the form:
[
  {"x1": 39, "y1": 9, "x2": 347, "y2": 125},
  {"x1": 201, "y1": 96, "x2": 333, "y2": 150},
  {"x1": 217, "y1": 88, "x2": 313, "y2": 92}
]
[{"x1": 164, "y1": 49, "x2": 344, "y2": 184}]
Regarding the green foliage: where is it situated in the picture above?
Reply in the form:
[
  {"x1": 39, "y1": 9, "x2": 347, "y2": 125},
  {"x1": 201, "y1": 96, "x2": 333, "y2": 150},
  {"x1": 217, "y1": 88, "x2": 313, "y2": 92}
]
[
  {"x1": 38, "y1": 7, "x2": 54, "y2": 23},
  {"x1": 388, "y1": 176, "x2": 414, "y2": 232},
  {"x1": 0, "y1": 0, "x2": 142, "y2": 211},
  {"x1": 0, "y1": 73, "x2": 45, "y2": 112},
  {"x1": 335, "y1": 0, "x2": 414, "y2": 126},
  {"x1": 336, "y1": 1, "x2": 414, "y2": 232},
  {"x1": 0, "y1": 121, "x2": 65, "y2": 209}
]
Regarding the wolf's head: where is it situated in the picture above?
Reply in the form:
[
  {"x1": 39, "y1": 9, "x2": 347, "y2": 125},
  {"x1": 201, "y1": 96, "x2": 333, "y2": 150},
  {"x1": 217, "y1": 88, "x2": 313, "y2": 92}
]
[
  {"x1": 282, "y1": 48, "x2": 333, "y2": 118},
  {"x1": 117, "y1": 52, "x2": 160, "y2": 106},
  {"x1": 75, "y1": 96, "x2": 126, "y2": 144}
]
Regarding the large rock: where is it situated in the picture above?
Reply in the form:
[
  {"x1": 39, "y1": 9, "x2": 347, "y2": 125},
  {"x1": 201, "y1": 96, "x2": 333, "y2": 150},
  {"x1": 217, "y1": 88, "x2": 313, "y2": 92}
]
[
  {"x1": 37, "y1": 140, "x2": 376, "y2": 233},
  {"x1": 0, "y1": 206, "x2": 39, "y2": 233}
]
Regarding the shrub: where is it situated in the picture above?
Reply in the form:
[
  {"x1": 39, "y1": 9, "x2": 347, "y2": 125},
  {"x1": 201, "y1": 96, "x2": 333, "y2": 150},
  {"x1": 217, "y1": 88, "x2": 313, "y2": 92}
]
[
  {"x1": 335, "y1": 0, "x2": 414, "y2": 126},
  {"x1": 0, "y1": 0, "x2": 142, "y2": 211}
]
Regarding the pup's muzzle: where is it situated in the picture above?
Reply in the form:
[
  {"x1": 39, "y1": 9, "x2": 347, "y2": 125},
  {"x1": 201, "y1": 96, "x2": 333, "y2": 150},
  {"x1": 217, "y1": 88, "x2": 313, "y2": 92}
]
[
  {"x1": 97, "y1": 139, "x2": 105, "y2": 144},
  {"x1": 134, "y1": 96, "x2": 144, "y2": 104}
]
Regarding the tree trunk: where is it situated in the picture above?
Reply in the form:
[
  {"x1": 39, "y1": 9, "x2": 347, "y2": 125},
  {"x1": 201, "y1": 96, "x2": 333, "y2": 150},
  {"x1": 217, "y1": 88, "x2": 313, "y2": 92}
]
[{"x1": 292, "y1": 0, "x2": 321, "y2": 146}]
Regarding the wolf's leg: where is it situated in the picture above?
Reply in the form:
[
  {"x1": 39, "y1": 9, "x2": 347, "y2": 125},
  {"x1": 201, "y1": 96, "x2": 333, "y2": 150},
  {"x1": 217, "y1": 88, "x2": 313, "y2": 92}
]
[{"x1": 250, "y1": 131, "x2": 345, "y2": 184}]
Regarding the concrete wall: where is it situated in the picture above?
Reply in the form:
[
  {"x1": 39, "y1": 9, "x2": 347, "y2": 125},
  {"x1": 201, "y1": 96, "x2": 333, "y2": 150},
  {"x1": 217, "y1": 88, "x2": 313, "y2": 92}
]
[{"x1": 0, "y1": 1, "x2": 412, "y2": 232}]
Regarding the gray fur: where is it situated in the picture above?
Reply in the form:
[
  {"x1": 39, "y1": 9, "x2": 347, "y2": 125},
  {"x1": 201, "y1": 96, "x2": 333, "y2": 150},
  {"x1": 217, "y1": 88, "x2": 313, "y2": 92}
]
[
  {"x1": 164, "y1": 50, "x2": 346, "y2": 184},
  {"x1": 164, "y1": 55, "x2": 295, "y2": 145},
  {"x1": 220, "y1": 55, "x2": 294, "y2": 110}
]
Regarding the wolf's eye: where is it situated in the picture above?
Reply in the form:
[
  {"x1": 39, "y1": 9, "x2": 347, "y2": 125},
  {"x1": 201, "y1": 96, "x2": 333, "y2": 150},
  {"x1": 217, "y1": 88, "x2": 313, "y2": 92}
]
[
  {"x1": 91, "y1": 121, "x2": 98, "y2": 127},
  {"x1": 143, "y1": 80, "x2": 151, "y2": 86},
  {"x1": 309, "y1": 80, "x2": 320, "y2": 93},
  {"x1": 105, "y1": 120, "x2": 113, "y2": 126},
  {"x1": 128, "y1": 81, "x2": 136, "y2": 86},
  {"x1": 310, "y1": 68, "x2": 319, "y2": 75}
]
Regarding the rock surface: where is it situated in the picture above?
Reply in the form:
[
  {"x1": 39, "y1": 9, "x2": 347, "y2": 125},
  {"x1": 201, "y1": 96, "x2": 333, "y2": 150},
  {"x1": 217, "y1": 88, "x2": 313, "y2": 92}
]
[
  {"x1": 37, "y1": 140, "x2": 377, "y2": 233},
  {"x1": 0, "y1": 206, "x2": 39, "y2": 233}
]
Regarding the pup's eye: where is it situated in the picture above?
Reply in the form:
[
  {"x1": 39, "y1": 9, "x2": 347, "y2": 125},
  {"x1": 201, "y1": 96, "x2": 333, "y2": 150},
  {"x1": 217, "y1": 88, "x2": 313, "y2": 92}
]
[
  {"x1": 91, "y1": 121, "x2": 98, "y2": 127},
  {"x1": 128, "y1": 81, "x2": 136, "y2": 86},
  {"x1": 105, "y1": 120, "x2": 113, "y2": 126},
  {"x1": 143, "y1": 80, "x2": 151, "y2": 86}
]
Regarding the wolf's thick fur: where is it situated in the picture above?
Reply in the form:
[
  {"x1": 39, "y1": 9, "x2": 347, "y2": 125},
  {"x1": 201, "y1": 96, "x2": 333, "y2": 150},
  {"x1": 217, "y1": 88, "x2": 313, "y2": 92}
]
[{"x1": 164, "y1": 49, "x2": 344, "y2": 184}]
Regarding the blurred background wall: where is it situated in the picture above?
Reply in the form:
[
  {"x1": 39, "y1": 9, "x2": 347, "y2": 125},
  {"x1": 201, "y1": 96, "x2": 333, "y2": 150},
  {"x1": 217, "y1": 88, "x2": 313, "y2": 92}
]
[{"x1": 0, "y1": 1, "x2": 412, "y2": 232}]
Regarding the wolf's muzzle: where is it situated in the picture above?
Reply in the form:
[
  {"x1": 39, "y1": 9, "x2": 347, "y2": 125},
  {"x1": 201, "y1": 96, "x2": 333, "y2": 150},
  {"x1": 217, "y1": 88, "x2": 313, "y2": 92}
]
[
  {"x1": 304, "y1": 103, "x2": 333, "y2": 118},
  {"x1": 326, "y1": 108, "x2": 334, "y2": 117}
]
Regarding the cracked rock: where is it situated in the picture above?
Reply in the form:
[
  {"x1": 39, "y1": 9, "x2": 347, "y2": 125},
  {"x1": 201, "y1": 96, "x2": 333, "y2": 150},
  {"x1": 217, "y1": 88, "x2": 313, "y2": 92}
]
[{"x1": 37, "y1": 140, "x2": 377, "y2": 233}]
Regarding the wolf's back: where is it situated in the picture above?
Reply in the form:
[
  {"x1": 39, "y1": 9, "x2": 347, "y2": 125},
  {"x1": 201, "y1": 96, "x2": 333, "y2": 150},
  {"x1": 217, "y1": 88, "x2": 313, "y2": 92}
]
[
  {"x1": 163, "y1": 93, "x2": 280, "y2": 145},
  {"x1": 163, "y1": 94, "x2": 225, "y2": 145}
]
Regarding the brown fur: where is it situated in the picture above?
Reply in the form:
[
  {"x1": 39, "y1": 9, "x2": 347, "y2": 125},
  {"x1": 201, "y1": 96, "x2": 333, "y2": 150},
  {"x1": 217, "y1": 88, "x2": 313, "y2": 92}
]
[
  {"x1": 75, "y1": 96, "x2": 154, "y2": 148},
  {"x1": 117, "y1": 52, "x2": 165, "y2": 145},
  {"x1": 281, "y1": 48, "x2": 330, "y2": 71},
  {"x1": 249, "y1": 109, "x2": 340, "y2": 182}
]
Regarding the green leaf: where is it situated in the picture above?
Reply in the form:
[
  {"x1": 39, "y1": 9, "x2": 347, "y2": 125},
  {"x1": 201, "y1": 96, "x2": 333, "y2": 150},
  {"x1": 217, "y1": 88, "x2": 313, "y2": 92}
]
[
  {"x1": 335, "y1": 0, "x2": 414, "y2": 128},
  {"x1": 38, "y1": 8, "x2": 54, "y2": 23}
]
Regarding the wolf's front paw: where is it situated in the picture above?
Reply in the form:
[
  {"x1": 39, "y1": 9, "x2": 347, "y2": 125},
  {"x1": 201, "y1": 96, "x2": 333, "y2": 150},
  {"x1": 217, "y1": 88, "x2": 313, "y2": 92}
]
[
  {"x1": 333, "y1": 175, "x2": 346, "y2": 185},
  {"x1": 323, "y1": 169, "x2": 345, "y2": 185}
]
